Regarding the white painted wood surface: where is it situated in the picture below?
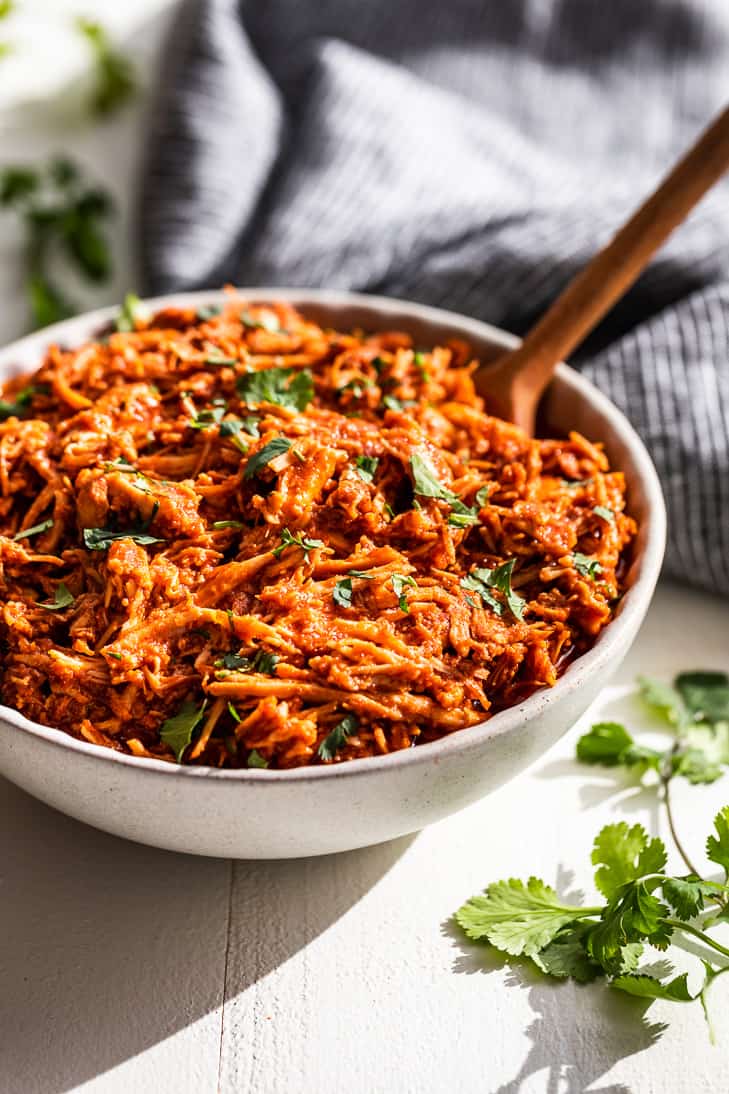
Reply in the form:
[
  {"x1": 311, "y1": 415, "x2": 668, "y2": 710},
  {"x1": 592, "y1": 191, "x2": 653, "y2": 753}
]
[{"x1": 1, "y1": 6, "x2": 729, "y2": 1091}]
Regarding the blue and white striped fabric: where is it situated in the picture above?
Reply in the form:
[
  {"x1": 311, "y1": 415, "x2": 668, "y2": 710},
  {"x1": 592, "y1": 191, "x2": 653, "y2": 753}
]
[{"x1": 139, "y1": 0, "x2": 729, "y2": 595}]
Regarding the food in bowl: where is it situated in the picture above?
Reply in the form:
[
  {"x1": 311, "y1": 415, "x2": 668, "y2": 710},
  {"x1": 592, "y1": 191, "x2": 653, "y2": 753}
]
[{"x1": 0, "y1": 295, "x2": 635, "y2": 769}]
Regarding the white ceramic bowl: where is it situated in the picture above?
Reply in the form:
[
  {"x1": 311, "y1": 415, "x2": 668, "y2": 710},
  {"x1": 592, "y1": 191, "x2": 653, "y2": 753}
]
[{"x1": 0, "y1": 290, "x2": 666, "y2": 858}]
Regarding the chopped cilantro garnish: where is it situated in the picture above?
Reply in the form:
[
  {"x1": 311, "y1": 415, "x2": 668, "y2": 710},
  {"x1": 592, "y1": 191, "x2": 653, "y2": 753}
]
[
  {"x1": 244, "y1": 435, "x2": 292, "y2": 478},
  {"x1": 594, "y1": 505, "x2": 615, "y2": 524},
  {"x1": 82, "y1": 523, "x2": 164, "y2": 550},
  {"x1": 383, "y1": 394, "x2": 417, "y2": 412},
  {"x1": 189, "y1": 399, "x2": 227, "y2": 430},
  {"x1": 38, "y1": 582, "x2": 74, "y2": 611},
  {"x1": 218, "y1": 417, "x2": 249, "y2": 453},
  {"x1": 240, "y1": 309, "x2": 281, "y2": 333},
  {"x1": 13, "y1": 517, "x2": 54, "y2": 541},
  {"x1": 115, "y1": 292, "x2": 146, "y2": 332},
  {"x1": 0, "y1": 385, "x2": 39, "y2": 420},
  {"x1": 160, "y1": 698, "x2": 207, "y2": 763},
  {"x1": 104, "y1": 457, "x2": 137, "y2": 473},
  {"x1": 272, "y1": 527, "x2": 325, "y2": 561},
  {"x1": 410, "y1": 451, "x2": 478, "y2": 525},
  {"x1": 333, "y1": 577, "x2": 354, "y2": 608},
  {"x1": 459, "y1": 560, "x2": 525, "y2": 621},
  {"x1": 197, "y1": 304, "x2": 221, "y2": 321},
  {"x1": 238, "y1": 366, "x2": 313, "y2": 411},
  {"x1": 338, "y1": 376, "x2": 374, "y2": 399},
  {"x1": 215, "y1": 649, "x2": 279, "y2": 675},
  {"x1": 413, "y1": 351, "x2": 429, "y2": 381},
  {"x1": 354, "y1": 455, "x2": 379, "y2": 483},
  {"x1": 475, "y1": 485, "x2": 491, "y2": 507},
  {"x1": 391, "y1": 573, "x2": 416, "y2": 613},
  {"x1": 247, "y1": 749, "x2": 269, "y2": 768},
  {"x1": 318, "y1": 713, "x2": 359, "y2": 761},
  {"x1": 573, "y1": 552, "x2": 603, "y2": 579}
]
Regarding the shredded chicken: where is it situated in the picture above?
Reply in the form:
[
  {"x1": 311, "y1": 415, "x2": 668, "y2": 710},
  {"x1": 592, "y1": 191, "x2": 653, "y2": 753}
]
[{"x1": 0, "y1": 295, "x2": 635, "y2": 767}]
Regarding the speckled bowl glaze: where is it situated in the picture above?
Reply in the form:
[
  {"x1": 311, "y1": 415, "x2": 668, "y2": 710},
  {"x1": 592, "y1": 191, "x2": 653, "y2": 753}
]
[{"x1": 0, "y1": 290, "x2": 666, "y2": 858}]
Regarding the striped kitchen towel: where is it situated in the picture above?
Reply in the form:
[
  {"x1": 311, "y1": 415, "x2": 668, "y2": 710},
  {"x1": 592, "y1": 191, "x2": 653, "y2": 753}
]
[{"x1": 139, "y1": 0, "x2": 729, "y2": 595}]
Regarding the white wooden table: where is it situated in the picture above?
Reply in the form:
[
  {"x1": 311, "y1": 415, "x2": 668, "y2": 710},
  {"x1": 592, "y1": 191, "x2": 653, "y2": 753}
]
[{"x1": 2, "y1": 7, "x2": 728, "y2": 1092}]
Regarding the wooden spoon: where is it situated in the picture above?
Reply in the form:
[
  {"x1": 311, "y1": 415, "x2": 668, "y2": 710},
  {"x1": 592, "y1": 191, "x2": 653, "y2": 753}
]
[{"x1": 477, "y1": 104, "x2": 729, "y2": 434}]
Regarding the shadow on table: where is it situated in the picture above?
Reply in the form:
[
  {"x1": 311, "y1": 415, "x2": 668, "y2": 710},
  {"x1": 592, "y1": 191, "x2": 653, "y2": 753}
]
[
  {"x1": 0, "y1": 777, "x2": 413, "y2": 1094},
  {"x1": 443, "y1": 907, "x2": 668, "y2": 1094}
]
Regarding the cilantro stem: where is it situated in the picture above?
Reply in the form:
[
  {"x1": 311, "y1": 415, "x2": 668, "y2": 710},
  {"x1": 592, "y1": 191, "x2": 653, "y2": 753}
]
[
  {"x1": 656, "y1": 770, "x2": 700, "y2": 879},
  {"x1": 665, "y1": 919, "x2": 729, "y2": 962},
  {"x1": 701, "y1": 966, "x2": 729, "y2": 1045}
]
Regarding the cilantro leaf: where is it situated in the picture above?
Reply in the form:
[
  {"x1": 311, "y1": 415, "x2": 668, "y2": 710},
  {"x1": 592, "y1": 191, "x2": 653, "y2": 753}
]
[
  {"x1": 333, "y1": 577, "x2": 353, "y2": 608},
  {"x1": 591, "y1": 823, "x2": 667, "y2": 900},
  {"x1": 587, "y1": 881, "x2": 672, "y2": 969},
  {"x1": 38, "y1": 582, "x2": 74, "y2": 611},
  {"x1": 160, "y1": 698, "x2": 207, "y2": 763},
  {"x1": 662, "y1": 876, "x2": 715, "y2": 920},
  {"x1": 455, "y1": 878, "x2": 592, "y2": 957},
  {"x1": 673, "y1": 744, "x2": 725, "y2": 785},
  {"x1": 215, "y1": 650, "x2": 278, "y2": 675},
  {"x1": 13, "y1": 517, "x2": 54, "y2": 541},
  {"x1": 706, "y1": 807, "x2": 729, "y2": 880},
  {"x1": 247, "y1": 749, "x2": 269, "y2": 769},
  {"x1": 638, "y1": 676, "x2": 687, "y2": 727},
  {"x1": 391, "y1": 573, "x2": 416, "y2": 612},
  {"x1": 354, "y1": 455, "x2": 379, "y2": 483},
  {"x1": 459, "y1": 561, "x2": 525, "y2": 621},
  {"x1": 593, "y1": 505, "x2": 615, "y2": 524},
  {"x1": 272, "y1": 527, "x2": 325, "y2": 561},
  {"x1": 189, "y1": 400, "x2": 226, "y2": 430},
  {"x1": 0, "y1": 165, "x2": 38, "y2": 205},
  {"x1": 218, "y1": 417, "x2": 249, "y2": 453},
  {"x1": 572, "y1": 552, "x2": 602, "y2": 580},
  {"x1": 240, "y1": 309, "x2": 281, "y2": 333},
  {"x1": 612, "y1": 972, "x2": 694, "y2": 1003},
  {"x1": 675, "y1": 672, "x2": 729, "y2": 725},
  {"x1": 115, "y1": 292, "x2": 146, "y2": 332},
  {"x1": 531, "y1": 924, "x2": 602, "y2": 983},
  {"x1": 405, "y1": 452, "x2": 468, "y2": 520},
  {"x1": 576, "y1": 722, "x2": 662, "y2": 771},
  {"x1": 243, "y1": 436, "x2": 292, "y2": 479},
  {"x1": 318, "y1": 713, "x2": 358, "y2": 761},
  {"x1": 237, "y1": 366, "x2": 313, "y2": 411},
  {"x1": 0, "y1": 384, "x2": 40, "y2": 420},
  {"x1": 83, "y1": 525, "x2": 164, "y2": 550}
]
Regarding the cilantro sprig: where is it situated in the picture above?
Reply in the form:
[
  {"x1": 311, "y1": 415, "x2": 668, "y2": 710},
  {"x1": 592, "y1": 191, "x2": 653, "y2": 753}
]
[
  {"x1": 456, "y1": 670, "x2": 729, "y2": 1037},
  {"x1": 0, "y1": 158, "x2": 114, "y2": 328},
  {"x1": 456, "y1": 812, "x2": 729, "y2": 1021}
]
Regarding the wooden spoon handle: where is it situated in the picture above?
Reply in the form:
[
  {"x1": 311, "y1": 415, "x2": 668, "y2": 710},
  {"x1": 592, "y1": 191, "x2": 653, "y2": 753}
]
[{"x1": 504, "y1": 104, "x2": 729, "y2": 385}]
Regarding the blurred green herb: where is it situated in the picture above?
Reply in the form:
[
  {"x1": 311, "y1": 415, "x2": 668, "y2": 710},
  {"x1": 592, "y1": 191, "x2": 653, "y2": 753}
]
[
  {"x1": 76, "y1": 17, "x2": 137, "y2": 117},
  {"x1": 0, "y1": 157, "x2": 114, "y2": 328}
]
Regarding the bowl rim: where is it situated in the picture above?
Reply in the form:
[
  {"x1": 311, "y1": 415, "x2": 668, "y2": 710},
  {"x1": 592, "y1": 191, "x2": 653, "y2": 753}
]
[{"x1": 0, "y1": 287, "x2": 666, "y2": 784}]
